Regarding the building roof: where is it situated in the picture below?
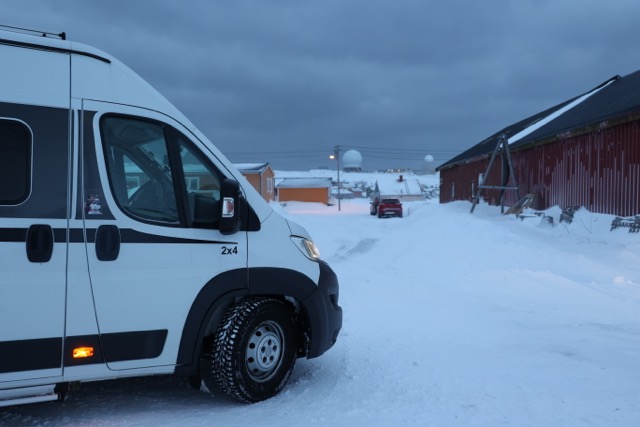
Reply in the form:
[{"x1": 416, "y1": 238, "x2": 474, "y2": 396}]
[
  {"x1": 438, "y1": 71, "x2": 640, "y2": 171},
  {"x1": 233, "y1": 163, "x2": 270, "y2": 173},
  {"x1": 276, "y1": 177, "x2": 332, "y2": 189},
  {"x1": 437, "y1": 99, "x2": 576, "y2": 171},
  {"x1": 512, "y1": 72, "x2": 640, "y2": 148},
  {"x1": 376, "y1": 178, "x2": 422, "y2": 197}
]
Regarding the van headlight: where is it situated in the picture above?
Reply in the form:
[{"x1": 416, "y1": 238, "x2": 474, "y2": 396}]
[{"x1": 291, "y1": 236, "x2": 321, "y2": 261}]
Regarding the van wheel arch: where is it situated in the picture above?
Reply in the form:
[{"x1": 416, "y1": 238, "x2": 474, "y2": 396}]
[
  {"x1": 175, "y1": 269, "x2": 249, "y2": 375},
  {"x1": 189, "y1": 294, "x2": 306, "y2": 393},
  {"x1": 176, "y1": 267, "x2": 319, "y2": 376}
]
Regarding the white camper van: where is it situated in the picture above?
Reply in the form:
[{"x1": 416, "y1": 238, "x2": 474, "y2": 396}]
[{"x1": 0, "y1": 26, "x2": 342, "y2": 406}]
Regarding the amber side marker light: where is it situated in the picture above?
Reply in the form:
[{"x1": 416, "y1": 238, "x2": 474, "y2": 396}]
[{"x1": 73, "y1": 347, "x2": 94, "y2": 359}]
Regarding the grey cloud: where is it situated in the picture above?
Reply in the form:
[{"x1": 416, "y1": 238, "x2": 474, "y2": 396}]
[{"x1": 3, "y1": 0, "x2": 640, "y2": 170}]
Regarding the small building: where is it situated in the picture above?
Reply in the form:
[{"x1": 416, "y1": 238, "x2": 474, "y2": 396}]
[
  {"x1": 331, "y1": 187, "x2": 355, "y2": 199},
  {"x1": 234, "y1": 163, "x2": 275, "y2": 202},
  {"x1": 373, "y1": 175, "x2": 423, "y2": 202},
  {"x1": 277, "y1": 178, "x2": 332, "y2": 205}
]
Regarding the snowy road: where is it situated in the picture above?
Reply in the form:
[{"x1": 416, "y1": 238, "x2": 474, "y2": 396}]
[{"x1": 3, "y1": 198, "x2": 640, "y2": 426}]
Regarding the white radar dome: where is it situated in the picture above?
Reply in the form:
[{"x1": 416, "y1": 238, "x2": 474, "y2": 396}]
[
  {"x1": 342, "y1": 150, "x2": 363, "y2": 171},
  {"x1": 423, "y1": 154, "x2": 436, "y2": 174}
]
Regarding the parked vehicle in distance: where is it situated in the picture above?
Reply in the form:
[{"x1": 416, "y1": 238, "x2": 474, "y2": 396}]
[{"x1": 376, "y1": 198, "x2": 403, "y2": 218}]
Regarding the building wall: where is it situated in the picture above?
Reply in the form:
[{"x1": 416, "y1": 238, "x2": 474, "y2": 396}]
[
  {"x1": 440, "y1": 160, "x2": 494, "y2": 205},
  {"x1": 261, "y1": 167, "x2": 275, "y2": 201},
  {"x1": 278, "y1": 187, "x2": 329, "y2": 204},
  {"x1": 440, "y1": 119, "x2": 640, "y2": 216},
  {"x1": 243, "y1": 173, "x2": 261, "y2": 196},
  {"x1": 241, "y1": 166, "x2": 275, "y2": 202}
]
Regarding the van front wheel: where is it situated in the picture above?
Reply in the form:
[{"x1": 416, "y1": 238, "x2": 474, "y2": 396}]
[{"x1": 205, "y1": 298, "x2": 298, "y2": 403}]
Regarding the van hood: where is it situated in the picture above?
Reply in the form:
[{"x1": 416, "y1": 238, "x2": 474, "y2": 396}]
[{"x1": 285, "y1": 219, "x2": 312, "y2": 240}]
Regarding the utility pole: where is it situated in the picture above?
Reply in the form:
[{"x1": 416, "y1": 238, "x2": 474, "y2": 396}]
[
  {"x1": 335, "y1": 145, "x2": 341, "y2": 211},
  {"x1": 330, "y1": 145, "x2": 341, "y2": 211}
]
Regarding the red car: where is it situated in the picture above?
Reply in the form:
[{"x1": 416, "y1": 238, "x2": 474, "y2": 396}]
[{"x1": 371, "y1": 198, "x2": 403, "y2": 218}]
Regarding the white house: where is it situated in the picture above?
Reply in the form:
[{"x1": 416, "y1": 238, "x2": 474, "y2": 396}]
[{"x1": 373, "y1": 175, "x2": 423, "y2": 201}]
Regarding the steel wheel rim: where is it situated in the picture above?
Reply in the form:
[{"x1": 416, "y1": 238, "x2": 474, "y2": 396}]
[{"x1": 245, "y1": 320, "x2": 284, "y2": 382}]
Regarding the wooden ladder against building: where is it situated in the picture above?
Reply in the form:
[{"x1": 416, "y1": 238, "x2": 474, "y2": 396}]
[{"x1": 470, "y1": 134, "x2": 520, "y2": 213}]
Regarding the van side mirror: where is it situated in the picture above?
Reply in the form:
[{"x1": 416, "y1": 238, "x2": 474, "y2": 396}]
[{"x1": 220, "y1": 179, "x2": 241, "y2": 235}]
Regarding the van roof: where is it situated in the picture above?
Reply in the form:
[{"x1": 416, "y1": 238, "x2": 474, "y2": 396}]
[{"x1": 0, "y1": 26, "x2": 112, "y2": 64}]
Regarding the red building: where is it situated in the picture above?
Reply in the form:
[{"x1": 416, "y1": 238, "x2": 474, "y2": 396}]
[
  {"x1": 438, "y1": 72, "x2": 640, "y2": 217},
  {"x1": 234, "y1": 163, "x2": 275, "y2": 202}
]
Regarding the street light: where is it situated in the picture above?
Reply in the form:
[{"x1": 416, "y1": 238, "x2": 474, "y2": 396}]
[{"x1": 330, "y1": 145, "x2": 341, "y2": 211}]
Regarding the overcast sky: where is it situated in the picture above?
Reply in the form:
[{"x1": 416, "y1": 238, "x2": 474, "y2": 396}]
[{"x1": 4, "y1": 1, "x2": 640, "y2": 171}]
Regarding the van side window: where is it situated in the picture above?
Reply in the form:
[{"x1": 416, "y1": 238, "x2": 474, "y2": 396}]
[
  {"x1": 176, "y1": 134, "x2": 223, "y2": 228},
  {"x1": 0, "y1": 120, "x2": 31, "y2": 205},
  {"x1": 101, "y1": 117, "x2": 179, "y2": 224}
]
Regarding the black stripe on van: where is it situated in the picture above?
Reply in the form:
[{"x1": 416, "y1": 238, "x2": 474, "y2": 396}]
[
  {"x1": 118, "y1": 228, "x2": 236, "y2": 245},
  {"x1": 100, "y1": 330, "x2": 168, "y2": 363},
  {"x1": 0, "y1": 228, "x2": 27, "y2": 242},
  {"x1": 64, "y1": 330, "x2": 168, "y2": 366},
  {"x1": 85, "y1": 228, "x2": 236, "y2": 245},
  {"x1": 0, "y1": 227, "x2": 235, "y2": 245},
  {"x1": 0, "y1": 338, "x2": 62, "y2": 373},
  {"x1": 0, "y1": 330, "x2": 169, "y2": 373}
]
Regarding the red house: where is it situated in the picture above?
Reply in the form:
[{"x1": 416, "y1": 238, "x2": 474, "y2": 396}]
[{"x1": 438, "y1": 72, "x2": 640, "y2": 217}]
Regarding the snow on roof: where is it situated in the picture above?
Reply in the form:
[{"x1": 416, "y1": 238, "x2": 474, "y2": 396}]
[
  {"x1": 376, "y1": 177, "x2": 422, "y2": 196},
  {"x1": 233, "y1": 163, "x2": 269, "y2": 172},
  {"x1": 331, "y1": 188, "x2": 354, "y2": 195},
  {"x1": 508, "y1": 79, "x2": 616, "y2": 145},
  {"x1": 276, "y1": 177, "x2": 332, "y2": 189},
  {"x1": 273, "y1": 170, "x2": 439, "y2": 194}
]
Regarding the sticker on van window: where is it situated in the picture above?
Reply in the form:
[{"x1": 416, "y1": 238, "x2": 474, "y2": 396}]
[{"x1": 85, "y1": 192, "x2": 104, "y2": 215}]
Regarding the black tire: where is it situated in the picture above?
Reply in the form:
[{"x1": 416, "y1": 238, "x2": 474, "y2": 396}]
[{"x1": 204, "y1": 298, "x2": 298, "y2": 403}]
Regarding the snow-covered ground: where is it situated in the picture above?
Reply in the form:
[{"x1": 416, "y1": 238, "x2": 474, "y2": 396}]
[{"x1": 3, "y1": 176, "x2": 640, "y2": 426}]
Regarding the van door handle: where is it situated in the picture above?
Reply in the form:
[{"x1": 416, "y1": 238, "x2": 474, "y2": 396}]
[
  {"x1": 95, "y1": 225, "x2": 121, "y2": 261},
  {"x1": 26, "y1": 224, "x2": 54, "y2": 263}
]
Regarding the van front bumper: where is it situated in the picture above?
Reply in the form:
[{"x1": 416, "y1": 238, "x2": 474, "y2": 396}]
[{"x1": 302, "y1": 261, "x2": 343, "y2": 358}]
